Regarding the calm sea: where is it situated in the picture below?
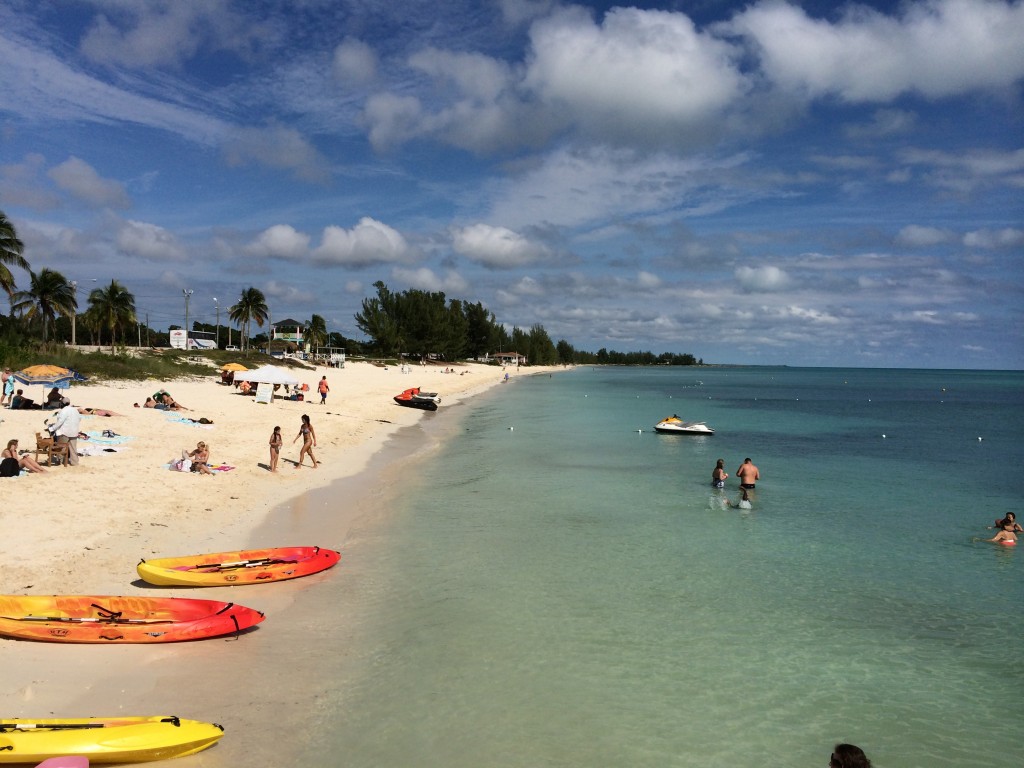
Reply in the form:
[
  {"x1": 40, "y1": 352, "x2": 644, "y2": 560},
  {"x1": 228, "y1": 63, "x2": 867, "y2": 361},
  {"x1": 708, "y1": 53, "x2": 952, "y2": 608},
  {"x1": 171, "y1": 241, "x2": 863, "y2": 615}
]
[{"x1": 306, "y1": 367, "x2": 1024, "y2": 768}]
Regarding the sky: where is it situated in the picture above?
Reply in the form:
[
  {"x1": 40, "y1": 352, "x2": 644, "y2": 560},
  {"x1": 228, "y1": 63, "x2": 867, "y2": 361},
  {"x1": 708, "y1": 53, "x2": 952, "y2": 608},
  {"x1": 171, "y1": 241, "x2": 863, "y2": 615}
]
[{"x1": 1, "y1": 0, "x2": 1022, "y2": 368}]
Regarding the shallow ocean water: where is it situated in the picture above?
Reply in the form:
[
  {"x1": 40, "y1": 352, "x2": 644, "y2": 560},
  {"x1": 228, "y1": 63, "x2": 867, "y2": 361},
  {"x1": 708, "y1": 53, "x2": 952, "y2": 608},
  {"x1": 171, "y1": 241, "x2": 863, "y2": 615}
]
[{"x1": 308, "y1": 367, "x2": 1024, "y2": 768}]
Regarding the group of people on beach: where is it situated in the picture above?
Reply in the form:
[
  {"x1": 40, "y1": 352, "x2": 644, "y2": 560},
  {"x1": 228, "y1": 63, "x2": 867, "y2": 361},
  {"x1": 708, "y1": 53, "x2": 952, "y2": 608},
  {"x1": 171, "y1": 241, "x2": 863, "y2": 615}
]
[{"x1": 712, "y1": 456, "x2": 760, "y2": 508}]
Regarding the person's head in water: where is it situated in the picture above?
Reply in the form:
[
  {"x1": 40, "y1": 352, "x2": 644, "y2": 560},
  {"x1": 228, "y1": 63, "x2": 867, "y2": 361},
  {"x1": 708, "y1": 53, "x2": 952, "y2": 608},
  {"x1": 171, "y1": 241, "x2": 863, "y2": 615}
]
[{"x1": 830, "y1": 744, "x2": 871, "y2": 768}]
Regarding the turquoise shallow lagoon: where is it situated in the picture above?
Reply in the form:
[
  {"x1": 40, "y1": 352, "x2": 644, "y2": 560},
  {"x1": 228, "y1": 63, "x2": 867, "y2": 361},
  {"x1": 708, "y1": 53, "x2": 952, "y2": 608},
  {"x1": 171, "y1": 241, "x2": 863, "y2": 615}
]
[{"x1": 306, "y1": 367, "x2": 1024, "y2": 768}]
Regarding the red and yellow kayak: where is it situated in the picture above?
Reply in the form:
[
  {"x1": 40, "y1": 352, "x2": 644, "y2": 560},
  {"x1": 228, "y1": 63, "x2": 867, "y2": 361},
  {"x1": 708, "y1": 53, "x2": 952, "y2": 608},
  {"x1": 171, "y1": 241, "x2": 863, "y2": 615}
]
[
  {"x1": 137, "y1": 546, "x2": 340, "y2": 587},
  {"x1": 0, "y1": 595, "x2": 264, "y2": 643},
  {"x1": 0, "y1": 716, "x2": 223, "y2": 764}
]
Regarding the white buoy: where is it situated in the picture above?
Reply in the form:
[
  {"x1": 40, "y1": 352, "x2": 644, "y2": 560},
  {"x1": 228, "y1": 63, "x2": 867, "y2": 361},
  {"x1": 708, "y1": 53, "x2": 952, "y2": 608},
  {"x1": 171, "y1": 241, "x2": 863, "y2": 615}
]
[
  {"x1": 637, "y1": 429, "x2": 642, "y2": 433},
  {"x1": 978, "y1": 436, "x2": 983, "y2": 441},
  {"x1": 509, "y1": 426, "x2": 514, "y2": 431},
  {"x1": 882, "y1": 434, "x2": 886, "y2": 438}
]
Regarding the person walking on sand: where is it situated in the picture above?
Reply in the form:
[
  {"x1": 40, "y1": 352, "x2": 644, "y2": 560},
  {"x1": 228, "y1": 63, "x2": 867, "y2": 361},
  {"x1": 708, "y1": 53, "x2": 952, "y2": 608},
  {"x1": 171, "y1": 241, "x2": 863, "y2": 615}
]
[
  {"x1": 318, "y1": 376, "x2": 330, "y2": 405},
  {"x1": 293, "y1": 414, "x2": 319, "y2": 468},
  {"x1": 51, "y1": 401, "x2": 82, "y2": 466},
  {"x1": 736, "y1": 457, "x2": 760, "y2": 490},
  {"x1": 268, "y1": 425, "x2": 282, "y2": 472}
]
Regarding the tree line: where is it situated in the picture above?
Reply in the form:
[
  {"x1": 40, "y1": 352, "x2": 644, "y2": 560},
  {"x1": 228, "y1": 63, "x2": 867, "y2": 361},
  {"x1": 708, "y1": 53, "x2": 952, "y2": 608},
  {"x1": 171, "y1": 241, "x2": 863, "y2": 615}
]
[{"x1": 3, "y1": 210, "x2": 702, "y2": 365}]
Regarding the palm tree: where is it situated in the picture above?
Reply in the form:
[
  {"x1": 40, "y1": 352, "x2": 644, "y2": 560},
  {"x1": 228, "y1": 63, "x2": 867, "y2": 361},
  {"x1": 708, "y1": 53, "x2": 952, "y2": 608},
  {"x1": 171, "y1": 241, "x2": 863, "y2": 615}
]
[
  {"x1": 11, "y1": 268, "x2": 76, "y2": 343},
  {"x1": 0, "y1": 210, "x2": 30, "y2": 297},
  {"x1": 88, "y1": 280, "x2": 137, "y2": 351},
  {"x1": 229, "y1": 287, "x2": 269, "y2": 354},
  {"x1": 307, "y1": 313, "x2": 328, "y2": 354}
]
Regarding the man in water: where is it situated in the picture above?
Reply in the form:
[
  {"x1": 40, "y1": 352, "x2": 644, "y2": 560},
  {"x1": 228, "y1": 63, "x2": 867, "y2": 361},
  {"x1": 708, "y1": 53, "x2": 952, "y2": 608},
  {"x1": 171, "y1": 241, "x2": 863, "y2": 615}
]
[{"x1": 736, "y1": 457, "x2": 760, "y2": 489}]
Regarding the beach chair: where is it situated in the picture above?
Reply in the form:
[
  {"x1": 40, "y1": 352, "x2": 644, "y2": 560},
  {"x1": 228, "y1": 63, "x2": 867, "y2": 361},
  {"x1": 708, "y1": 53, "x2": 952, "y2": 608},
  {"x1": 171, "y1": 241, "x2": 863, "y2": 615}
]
[{"x1": 35, "y1": 432, "x2": 69, "y2": 467}]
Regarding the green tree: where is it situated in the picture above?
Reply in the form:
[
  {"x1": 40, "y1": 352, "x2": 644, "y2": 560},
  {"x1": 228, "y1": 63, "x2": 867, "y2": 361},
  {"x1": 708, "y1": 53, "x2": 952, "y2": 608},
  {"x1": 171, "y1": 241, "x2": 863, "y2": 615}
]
[
  {"x1": 556, "y1": 339, "x2": 576, "y2": 365},
  {"x1": 88, "y1": 280, "x2": 137, "y2": 351},
  {"x1": 0, "y1": 210, "x2": 30, "y2": 297},
  {"x1": 307, "y1": 314, "x2": 328, "y2": 352},
  {"x1": 355, "y1": 281, "x2": 401, "y2": 357},
  {"x1": 10, "y1": 268, "x2": 77, "y2": 343},
  {"x1": 229, "y1": 287, "x2": 269, "y2": 354}
]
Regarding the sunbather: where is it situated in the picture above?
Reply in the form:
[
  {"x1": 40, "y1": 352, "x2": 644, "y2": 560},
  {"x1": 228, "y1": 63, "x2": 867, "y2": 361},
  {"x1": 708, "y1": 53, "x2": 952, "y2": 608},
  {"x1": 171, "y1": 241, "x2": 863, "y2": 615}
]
[{"x1": 1, "y1": 439, "x2": 47, "y2": 473}]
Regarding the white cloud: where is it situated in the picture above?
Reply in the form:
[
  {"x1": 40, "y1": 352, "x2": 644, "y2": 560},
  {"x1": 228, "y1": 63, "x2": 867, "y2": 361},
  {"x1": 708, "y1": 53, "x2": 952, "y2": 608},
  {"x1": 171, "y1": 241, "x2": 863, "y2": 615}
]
[
  {"x1": 79, "y1": 0, "x2": 272, "y2": 69},
  {"x1": 736, "y1": 265, "x2": 792, "y2": 292},
  {"x1": 524, "y1": 6, "x2": 745, "y2": 142},
  {"x1": 963, "y1": 227, "x2": 1024, "y2": 248},
  {"x1": 333, "y1": 37, "x2": 378, "y2": 86},
  {"x1": 363, "y1": 93, "x2": 425, "y2": 152},
  {"x1": 48, "y1": 156, "x2": 130, "y2": 209},
  {"x1": 896, "y1": 225, "x2": 951, "y2": 247},
  {"x1": 311, "y1": 218, "x2": 412, "y2": 267},
  {"x1": 222, "y1": 125, "x2": 330, "y2": 183},
  {"x1": 636, "y1": 271, "x2": 662, "y2": 289},
  {"x1": 246, "y1": 224, "x2": 310, "y2": 260},
  {"x1": 115, "y1": 218, "x2": 187, "y2": 261},
  {"x1": 390, "y1": 266, "x2": 469, "y2": 294},
  {"x1": 725, "y1": 0, "x2": 1024, "y2": 102},
  {"x1": 451, "y1": 223, "x2": 553, "y2": 268},
  {"x1": 262, "y1": 279, "x2": 315, "y2": 305}
]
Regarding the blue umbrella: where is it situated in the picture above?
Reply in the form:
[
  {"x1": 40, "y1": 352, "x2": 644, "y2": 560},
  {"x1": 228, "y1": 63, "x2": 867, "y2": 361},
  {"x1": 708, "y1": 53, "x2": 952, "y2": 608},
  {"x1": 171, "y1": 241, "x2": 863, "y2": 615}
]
[{"x1": 12, "y1": 365, "x2": 88, "y2": 389}]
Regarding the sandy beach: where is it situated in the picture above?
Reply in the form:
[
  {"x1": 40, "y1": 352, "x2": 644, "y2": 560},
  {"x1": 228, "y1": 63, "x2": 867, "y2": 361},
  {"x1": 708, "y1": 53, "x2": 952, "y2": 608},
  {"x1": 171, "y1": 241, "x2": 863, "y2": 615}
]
[{"x1": 1, "y1": 358, "x2": 550, "y2": 765}]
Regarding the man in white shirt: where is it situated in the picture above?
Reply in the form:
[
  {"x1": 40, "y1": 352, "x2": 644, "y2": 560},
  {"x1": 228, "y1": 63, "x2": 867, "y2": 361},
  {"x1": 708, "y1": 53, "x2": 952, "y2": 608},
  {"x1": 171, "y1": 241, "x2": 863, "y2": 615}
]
[{"x1": 52, "y1": 402, "x2": 82, "y2": 466}]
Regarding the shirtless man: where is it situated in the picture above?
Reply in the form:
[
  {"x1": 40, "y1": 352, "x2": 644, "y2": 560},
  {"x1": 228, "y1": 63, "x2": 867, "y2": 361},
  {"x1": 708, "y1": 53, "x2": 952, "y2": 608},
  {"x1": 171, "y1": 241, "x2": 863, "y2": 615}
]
[{"x1": 736, "y1": 457, "x2": 760, "y2": 489}]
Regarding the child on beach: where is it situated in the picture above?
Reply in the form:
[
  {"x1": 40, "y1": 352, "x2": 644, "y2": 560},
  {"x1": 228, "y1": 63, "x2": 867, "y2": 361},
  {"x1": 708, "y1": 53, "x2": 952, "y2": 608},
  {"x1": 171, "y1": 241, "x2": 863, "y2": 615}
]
[{"x1": 269, "y1": 426, "x2": 282, "y2": 472}]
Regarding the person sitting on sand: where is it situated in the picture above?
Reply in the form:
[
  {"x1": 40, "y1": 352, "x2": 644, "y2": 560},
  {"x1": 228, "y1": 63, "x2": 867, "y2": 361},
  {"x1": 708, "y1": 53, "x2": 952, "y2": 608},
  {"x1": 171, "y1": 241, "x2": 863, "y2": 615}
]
[
  {"x1": 159, "y1": 393, "x2": 190, "y2": 411},
  {"x1": 45, "y1": 387, "x2": 70, "y2": 409},
  {"x1": 186, "y1": 441, "x2": 212, "y2": 475},
  {"x1": 1, "y1": 439, "x2": 47, "y2": 474}
]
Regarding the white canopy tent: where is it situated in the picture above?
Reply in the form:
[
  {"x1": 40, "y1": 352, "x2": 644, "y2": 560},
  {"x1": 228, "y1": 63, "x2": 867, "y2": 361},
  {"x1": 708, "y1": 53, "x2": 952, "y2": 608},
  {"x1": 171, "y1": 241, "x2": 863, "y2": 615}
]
[{"x1": 230, "y1": 364, "x2": 300, "y2": 387}]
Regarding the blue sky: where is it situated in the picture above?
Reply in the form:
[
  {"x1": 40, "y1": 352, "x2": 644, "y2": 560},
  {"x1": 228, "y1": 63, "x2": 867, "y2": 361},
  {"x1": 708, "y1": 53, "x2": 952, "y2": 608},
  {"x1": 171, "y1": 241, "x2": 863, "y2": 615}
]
[{"x1": 1, "y1": 0, "x2": 1022, "y2": 368}]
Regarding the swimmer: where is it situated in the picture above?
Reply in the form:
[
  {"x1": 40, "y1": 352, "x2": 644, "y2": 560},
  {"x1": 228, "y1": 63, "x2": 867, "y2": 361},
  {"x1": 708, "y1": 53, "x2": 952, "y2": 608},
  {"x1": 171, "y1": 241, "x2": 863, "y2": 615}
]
[
  {"x1": 711, "y1": 458, "x2": 728, "y2": 489},
  {"x1": 830, "y1": 744, "x2": 872, "y2": 768},
  {"x1": 985, "y1": 525, "x2": 1017, "y2": 546},
  {"x1": 990, "y1": 512, "x2": 1022, "y2": 533}
]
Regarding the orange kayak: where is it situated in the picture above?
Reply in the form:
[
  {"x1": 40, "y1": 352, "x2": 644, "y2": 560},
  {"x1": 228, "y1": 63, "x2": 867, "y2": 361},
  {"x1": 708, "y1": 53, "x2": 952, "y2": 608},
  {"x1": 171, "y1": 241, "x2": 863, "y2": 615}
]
[
  {"x1": 0, "y1": 595, "x2": 264, "y2": 643},
  {"x1": 137, "y1": 546, "x2": 340, "y2": 587}
]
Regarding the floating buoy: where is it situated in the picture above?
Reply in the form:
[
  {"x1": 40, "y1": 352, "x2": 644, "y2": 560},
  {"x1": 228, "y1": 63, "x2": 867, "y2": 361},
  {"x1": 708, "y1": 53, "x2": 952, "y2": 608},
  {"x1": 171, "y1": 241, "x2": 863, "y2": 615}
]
[
  {"x1": 978, "y1": 436, "x2": 983, "y2": 441},
  {"x1": 637, "y1": 429, "x2": 643, "y2": 433},
  {"x1": 882, "y1": 434, "x2": 886, "y2": 438},
  {"x1": 509, "y1": 426, "x2": 514, "y2": 431}
]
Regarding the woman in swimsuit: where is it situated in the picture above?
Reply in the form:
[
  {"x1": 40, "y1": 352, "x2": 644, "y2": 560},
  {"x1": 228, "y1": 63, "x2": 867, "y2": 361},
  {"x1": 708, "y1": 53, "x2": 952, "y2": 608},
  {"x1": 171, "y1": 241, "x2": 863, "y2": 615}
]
[
  {"x1": 711, "y1": 459, "x2": 728, "y2": 489},
  {"x1": 1, "y1": 439, "x2": 48, "y2": 473},
  {"x1": 293, "y1": 414, "x2": 319, "y2": 469},
  {"x1": 187, "y1": 441, "x2": 213, "y2": 475},
  {"x1": 991, "y1": 512, "x2": 1022, "y2": 533},
  {"x1": 986, "y1": 525, "x2": 1017, "y2": 546}
]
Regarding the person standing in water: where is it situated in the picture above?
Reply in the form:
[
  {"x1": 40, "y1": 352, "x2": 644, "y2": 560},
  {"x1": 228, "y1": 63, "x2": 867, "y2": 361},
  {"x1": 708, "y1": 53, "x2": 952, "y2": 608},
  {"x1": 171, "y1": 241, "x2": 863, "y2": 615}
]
[
  {"x1": 711, "y1": 459, "x2": 728, "y2": 489},
  {"x1": 736, "y1": 457, "x2": 760, "y2": 490}
]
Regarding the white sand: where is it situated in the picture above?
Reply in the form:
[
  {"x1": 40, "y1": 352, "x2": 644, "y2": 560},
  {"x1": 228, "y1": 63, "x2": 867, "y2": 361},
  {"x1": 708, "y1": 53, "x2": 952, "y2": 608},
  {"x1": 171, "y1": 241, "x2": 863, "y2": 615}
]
[{"x1": 1, "y1": 358, "x2": 551, "y2": 765}]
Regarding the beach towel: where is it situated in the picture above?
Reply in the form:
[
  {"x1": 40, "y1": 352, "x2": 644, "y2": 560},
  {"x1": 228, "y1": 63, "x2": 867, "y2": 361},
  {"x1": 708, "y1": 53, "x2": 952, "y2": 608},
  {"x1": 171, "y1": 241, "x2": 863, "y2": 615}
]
[
  {"x1": 84, "y1": 430, "x2": 134, "y2": 445},
  {"x1": 209, "y1": 463, "x2": 235, "y2": 472},
  {"x1": 166, "y1": 416, "x2": 215, "y2": 428}
]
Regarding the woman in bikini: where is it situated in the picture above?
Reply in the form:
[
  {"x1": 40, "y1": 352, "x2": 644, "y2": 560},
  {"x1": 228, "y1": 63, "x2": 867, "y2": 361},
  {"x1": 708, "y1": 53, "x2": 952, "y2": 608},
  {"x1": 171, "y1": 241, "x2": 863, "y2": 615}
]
[
  {"x1": 711, "y1": 459, "x2": 728, "y2": 489},
  {"x1": 268, "y1": 426, "x2": 282, "y2": 472},
  {"x1": 1, "y1": 439, "x2": 48, "y2": 473},
  {"x1": 293, "y1": 414, "x2": 319, "y2": 468},
  {"x1": 187, "y1": 441, "x2": 213, "y2": 475}
]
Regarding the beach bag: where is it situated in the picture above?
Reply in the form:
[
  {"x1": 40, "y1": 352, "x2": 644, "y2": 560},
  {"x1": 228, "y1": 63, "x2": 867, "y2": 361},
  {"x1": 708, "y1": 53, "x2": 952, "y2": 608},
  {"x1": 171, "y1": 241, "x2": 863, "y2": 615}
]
[
  {"x1": 172, "y1": 458, "x2": 192, "y2": 472},
  {"x1": 0, "y1": 457, "x2": 20, "y2": 477}
]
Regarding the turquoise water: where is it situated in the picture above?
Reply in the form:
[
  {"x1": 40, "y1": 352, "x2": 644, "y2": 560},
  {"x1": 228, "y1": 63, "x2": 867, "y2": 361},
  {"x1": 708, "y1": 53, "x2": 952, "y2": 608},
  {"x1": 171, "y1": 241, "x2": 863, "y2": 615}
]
[{"x1": 313, "y1": 367, "x2": 1024, "y2": 768}]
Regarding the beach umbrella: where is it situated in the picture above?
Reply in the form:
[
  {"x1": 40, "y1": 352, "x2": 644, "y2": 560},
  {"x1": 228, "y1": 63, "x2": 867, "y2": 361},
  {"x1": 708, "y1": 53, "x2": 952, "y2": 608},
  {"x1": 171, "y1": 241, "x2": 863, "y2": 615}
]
[
  {"x1": 12, "y1": 365, "x2": 87, "y2": 404},
  {"x1": 220, "y1": 363, "x2": 248, "y2": 372}
]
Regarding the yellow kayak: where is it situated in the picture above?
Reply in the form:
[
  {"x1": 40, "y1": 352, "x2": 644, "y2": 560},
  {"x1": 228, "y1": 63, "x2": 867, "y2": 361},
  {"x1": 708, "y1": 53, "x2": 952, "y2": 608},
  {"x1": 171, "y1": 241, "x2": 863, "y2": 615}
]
[{"x1": 0, "y1": 716, "x2": 223, "y2": 764}]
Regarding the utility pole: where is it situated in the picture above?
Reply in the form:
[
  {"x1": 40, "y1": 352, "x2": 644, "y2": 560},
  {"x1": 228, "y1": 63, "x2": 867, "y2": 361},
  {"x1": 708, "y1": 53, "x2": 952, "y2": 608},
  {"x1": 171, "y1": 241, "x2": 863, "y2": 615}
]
[
  {"x1": 182, "y1": 289, "x2": 193, "y2": 350},
  {"x1": 70, "y1": 281, "x2": 77, "y2": 346},
  {"x1": 214, "y1": 297, "x2": 220, "y2": 350}
]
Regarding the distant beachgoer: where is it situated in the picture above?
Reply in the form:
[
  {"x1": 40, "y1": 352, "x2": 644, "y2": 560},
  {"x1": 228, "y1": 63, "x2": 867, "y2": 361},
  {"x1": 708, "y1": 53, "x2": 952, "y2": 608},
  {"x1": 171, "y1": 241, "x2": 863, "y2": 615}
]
[
  {"x1": 712, "y1": 459, "x2": 728, "y2": 489},
  {"x1": 318, "y1": 376, "x2": 330, "y2": 405},
  {"x1": 45, "y1": 387, "x2": 70, "y2": 409},
  {"x1": 2, "y1": 439, "x2": 47, "y2": 474},
  {"x1": 51, "y1": 402, "x2": 82, "y2": 466},
  {"x1": 293, "y1": 414, "x2": 318, "y2": 469},
  {"x1": 991, "y1": 512, "x2": 1022, "y2": 533},
  {"x1": 829, "y1": 743, "x2": 872, "y2": 768},
  {"x1": 269, "y1": 426, "x2": 282, "y2": 472},
  {"x1": 736, "y1": 457, "x2": 760, "y2": 489},
  {"x1": 1, "y1": 369, "x2": 13, "y2": 407}
]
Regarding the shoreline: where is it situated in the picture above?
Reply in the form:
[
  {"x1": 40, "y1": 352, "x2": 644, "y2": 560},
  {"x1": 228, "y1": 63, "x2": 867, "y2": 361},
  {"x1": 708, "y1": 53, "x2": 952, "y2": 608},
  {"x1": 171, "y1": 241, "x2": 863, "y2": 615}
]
[{"x1": 1, "y1": 360, "x2": 559, "y2": 765}]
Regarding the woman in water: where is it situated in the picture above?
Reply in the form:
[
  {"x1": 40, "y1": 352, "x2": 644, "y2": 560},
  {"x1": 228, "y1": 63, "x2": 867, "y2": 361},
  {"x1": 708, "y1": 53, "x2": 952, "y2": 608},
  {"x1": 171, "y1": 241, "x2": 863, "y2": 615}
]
[
  {"x1": 829, "y1": 744, "x2": 872, "y2": 768},
  {"x1": 293, "y1": 414, "x2": 319, "y2": 469},
  {"x1": 986, "y1": 522, "x2": 1017, "y2": 546},
  {"x1": 991, "y1": 511, "x2": 1022, "y2": 533},
  {"x1": 711, "y1": 459, "x2": 728, "y2": 489}
]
